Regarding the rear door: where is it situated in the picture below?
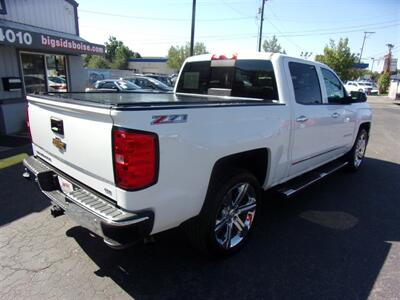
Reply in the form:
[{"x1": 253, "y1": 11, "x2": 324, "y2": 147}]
[
  {"x1": 28, "y1": 96, "x2": 117, "y2": 200},
  {"x1": 285, "y1": 60, "x2": 339, "y2": 177}
]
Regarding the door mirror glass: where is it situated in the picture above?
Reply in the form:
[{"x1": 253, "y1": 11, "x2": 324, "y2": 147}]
[{"x1": 350, "y1": 91, "x2": 367, "y2": 102}]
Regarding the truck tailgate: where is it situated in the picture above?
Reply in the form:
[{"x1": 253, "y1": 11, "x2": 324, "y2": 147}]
[{"x1": 27, "y1": 96, "x2": 117, "y2": 201}]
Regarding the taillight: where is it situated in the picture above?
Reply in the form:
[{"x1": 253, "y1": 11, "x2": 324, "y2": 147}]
[{"x1": 112, "y1": 128, "x2": 159, "y2": 190}]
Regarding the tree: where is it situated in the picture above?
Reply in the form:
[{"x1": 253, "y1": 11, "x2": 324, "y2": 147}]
[
  {"x1": 111, "y1": 45, "x2": 134, "y2": 70},
  {"x1": 167, "y1": 42, "x2": 208, "y2": 70},
  {"x1": 300, "y1": 51, "x2": 313, "y2": 59},
  {"x1": 315, "y1": 38, "x2": 358, "y2": 82},
  {"x1": 378, "y1": 72, "x2": 390, "y2": 94},
  {"x1": 262, "y1": 35, "x2": 286, "y2": 54},
  {"x1": 86, "y1": 55, "x2": 110, "y2": 69},
  {"x1": 104, "y1": 36, "x2": 140, "y2": 70}
]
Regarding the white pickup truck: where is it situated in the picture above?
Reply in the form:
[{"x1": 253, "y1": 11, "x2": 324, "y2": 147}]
[{"x1": 23, "y1": 53, "x2": 372, "y2": 256}]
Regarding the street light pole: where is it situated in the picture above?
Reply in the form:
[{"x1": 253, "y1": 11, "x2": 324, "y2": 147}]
[
  {"x1": 190, "y1": 0, "x2": 197, "y2": 56},
  {"x1": 359, "y1": 31, "x2": 375, "y2": 63},
  {"x1": 258, "y1": 0, "x2": 266, "y2": 52},
  {"x1": 370, "y1": 58, "x2": 375, "y2": 72}
]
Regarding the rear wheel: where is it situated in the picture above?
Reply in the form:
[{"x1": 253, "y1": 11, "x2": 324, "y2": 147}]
[
  {"x1": 186, "y1": 170, "x2": 261, "y2": 256},
  {"x1": 345, "y1": 128, "x2": 369, "y2": 171}
]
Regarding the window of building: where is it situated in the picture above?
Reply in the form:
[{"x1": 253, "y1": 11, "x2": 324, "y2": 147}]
[
  {"x1": 0, "y1": 0, "x2": 7, "y2": 14},
  {"x1": 21, "y1": 53, "x2": 46, "y2": 94},
  {"x1": 20, "y1": 52, "x2": 68, "y2": 94},
  {"x1": 321, "y1": 68, "x2": 345, "y2": 103},
  {"x1": 46, "y1": 55, "x2": 68, "y2": 92},
  {"x1": 289, "y1": 62, "x2": 322, "y2": 104}
]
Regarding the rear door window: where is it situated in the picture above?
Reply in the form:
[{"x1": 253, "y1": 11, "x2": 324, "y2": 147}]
[
  {"x1": 289, "y1": 62, "x2": 322, "y2": 104},
  {"x1": 176, "y1": 59, "x2": 279, "y2": 102}
]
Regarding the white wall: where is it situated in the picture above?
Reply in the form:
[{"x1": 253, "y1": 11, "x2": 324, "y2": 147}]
[
  {"x1": 2, "y1": 0, "x2": 77, "y2": 35},
  {"x1": 389, "y1": 80, "x2": 400, "y2": 100},
  {"x1": 128, "y1": 61, "x2": 176, "y2": 74}
]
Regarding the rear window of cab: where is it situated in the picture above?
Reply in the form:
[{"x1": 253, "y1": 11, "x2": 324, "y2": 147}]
[{"x1": 176, "y1": 59, "x2": 279, "y2": 102}]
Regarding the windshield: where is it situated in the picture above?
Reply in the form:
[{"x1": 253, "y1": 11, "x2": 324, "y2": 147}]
[
  {"x1": 116, "y1": 80, "x2": 141, "y2": 90},
  {"x1": 147, "y1": 78, "x2": 171, "y2": 90}
]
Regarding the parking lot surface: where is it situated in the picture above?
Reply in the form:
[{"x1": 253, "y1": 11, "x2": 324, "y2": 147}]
[{"x1": 1, "y1": 96, "x2": 399, "y2": 299}]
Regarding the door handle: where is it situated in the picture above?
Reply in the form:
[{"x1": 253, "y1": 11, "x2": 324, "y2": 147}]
[
  {"x1": 331, "y1": 112, "x2": 340, "y2": 118},
  {"x1": 296, "y1": 116, "x2": 308, "y2": 123}
]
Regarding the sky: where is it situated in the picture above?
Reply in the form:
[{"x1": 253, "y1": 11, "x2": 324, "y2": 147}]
[{"x1": 77, "y1": 0, "x2": 400, "y2": 72}]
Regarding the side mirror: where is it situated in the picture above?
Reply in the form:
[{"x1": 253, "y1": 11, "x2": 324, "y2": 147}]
[{"x1": 350, "y1": 91, "x2": 367, "y2": 102}]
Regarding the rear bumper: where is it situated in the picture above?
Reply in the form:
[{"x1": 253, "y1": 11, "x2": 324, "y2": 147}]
[{"x1": 23, "y1": 155, "x2": 154, "y2": 248}]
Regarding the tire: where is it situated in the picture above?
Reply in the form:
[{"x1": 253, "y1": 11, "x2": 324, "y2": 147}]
[
  {"x1": 345, "y1": 128, "x2": 369, "y2": 172},
  {"x1": 185, "y1": 170, "x2": 261, "y2": 256}
]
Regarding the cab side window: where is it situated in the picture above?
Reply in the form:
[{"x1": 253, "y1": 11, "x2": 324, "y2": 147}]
[
  {"x1": 321, "y1": 68, "x2": 345, "y2": 103},
  {"x1": 289, "y1": 62, "x2": 322, "y2": 104}
]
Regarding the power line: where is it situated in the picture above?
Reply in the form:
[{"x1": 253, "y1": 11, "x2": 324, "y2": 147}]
[
  {"x1": 221, "y1": 0, "x2": 255, "y2": 18},
  {"x1": 264, "y1": 22, "x2": 400, "y2": 38},
  {"x1": 79, "y1": 9, "x2": 253, "y2": 22}
]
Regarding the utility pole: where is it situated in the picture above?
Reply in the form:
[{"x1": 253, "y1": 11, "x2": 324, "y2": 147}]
[
  {"x1": 386, "y1": 43, "x2": 394, "y2": 73},
  {"x1": 190, "y1": 0, "x2": 196, "y2": 56},
  {"x1": 359, "y1": 31, "x2": 375, "y2": 63},
  {"x1": 258, "y1": 0, "x2": 267, "y2": 52}
]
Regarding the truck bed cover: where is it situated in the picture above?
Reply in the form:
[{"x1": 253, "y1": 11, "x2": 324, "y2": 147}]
[{"x1": 28, "y1": 92, "x2": 276, "y2": 110}]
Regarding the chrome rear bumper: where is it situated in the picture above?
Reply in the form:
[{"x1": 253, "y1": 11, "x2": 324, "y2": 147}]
[{"x1": 23, "y1": 155, "x2": 154, "y2": 248}]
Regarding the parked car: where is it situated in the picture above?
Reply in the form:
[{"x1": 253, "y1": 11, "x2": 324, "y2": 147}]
[
  {"x1": 344, "y1": 81, "x2": 373, "y2": 95},
  {"x1": 48, "y1": 76, "x2": 67, "y2": 92},
  {"x1": 125, "y1": 76, "x2": 173, "y2": 93},
  {"x1": 23, "y1": 75, "x2": 46, "y2": 94},
  {"x1": 144, "y1": 74, "x2": 173, "y2": 87},
  {"x1": 24, "y1": 53, "x2": 371, "y2": 256},
  {"x1": 85, "y1": 79, "x2": 151, "y2": 93}
]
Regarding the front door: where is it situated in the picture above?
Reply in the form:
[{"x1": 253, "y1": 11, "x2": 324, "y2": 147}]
[{"x1": 320, "y1": 67, "x2": 356, "y2": 149}]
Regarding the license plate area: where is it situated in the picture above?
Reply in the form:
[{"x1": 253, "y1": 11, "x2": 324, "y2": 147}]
[{"x1": 58, "y1": 176, "x2": 76, "y2": 194}]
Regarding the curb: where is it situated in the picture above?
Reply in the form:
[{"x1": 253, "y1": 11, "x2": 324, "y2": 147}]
[{"x1": 0, "y1": 153, "x2": 29, "y2": 169}]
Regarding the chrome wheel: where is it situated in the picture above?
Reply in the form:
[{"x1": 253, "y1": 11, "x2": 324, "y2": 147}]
[
  {"x1": 214, "y1": 182, "x2": 257, "y2": 249},
  {"x1": 354, "y1": 132, "x2": 367, "y2": 168}
]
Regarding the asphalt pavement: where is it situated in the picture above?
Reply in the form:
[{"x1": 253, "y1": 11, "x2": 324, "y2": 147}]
[{"x1": 0, "y1": 96, "x2": 399, "y2": 299}]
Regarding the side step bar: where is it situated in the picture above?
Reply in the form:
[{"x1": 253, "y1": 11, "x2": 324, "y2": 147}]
[{"x1": 275, "y1": 160, "x2": 348, "y2": 198}]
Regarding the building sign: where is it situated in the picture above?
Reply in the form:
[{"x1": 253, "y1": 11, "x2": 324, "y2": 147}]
[{"x1": 0, "y1": 25, "x2": 105, "y2": 55}]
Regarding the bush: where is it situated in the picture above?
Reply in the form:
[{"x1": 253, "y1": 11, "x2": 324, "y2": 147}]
[{"x1": 378, "y1": 72, "x2": 390, "y2": 94}]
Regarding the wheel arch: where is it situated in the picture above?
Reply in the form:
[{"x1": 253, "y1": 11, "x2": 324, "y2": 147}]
[{"x1": 208, "y1": 148, "x2": 270, "y2": 192}]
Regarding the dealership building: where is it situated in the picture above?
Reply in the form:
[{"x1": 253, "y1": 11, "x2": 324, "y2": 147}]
[{"x1": 0, "y1": 0, "x2": 104, "y2": 135}]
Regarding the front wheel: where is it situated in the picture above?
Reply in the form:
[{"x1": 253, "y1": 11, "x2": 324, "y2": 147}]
[
  {"x1": 345, "y1": 128, "x2": 369, "y2": 171},
  {"x1": 186, "y1": 170, "x2": 261, "y2": 256}
]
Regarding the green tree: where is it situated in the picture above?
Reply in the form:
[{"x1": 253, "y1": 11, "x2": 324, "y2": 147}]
[
  {"x1": 315, "y1": 38, "x2": 358, "y2": 82},
  {"x1": 300, "y1": 51, "x2": 313, "y2": 59},
  {"x1": 262, "y1": 35, "x2": 286, "y2": 54},
  {"x1": 104, "y1": 36, "x2": 140, "y2": 70},
  {"x1": 167, "y1": 42, "x2": 208, "y2": 70},
  {"x1": 378, "y1": 72, "x2": 390, "y2": 94},
  {"x1": 111, "y1": 45, "x2": 133, "y2": 69},
  {"x1": 86, "y1": 55, "x2": 110, "y2": 69}
]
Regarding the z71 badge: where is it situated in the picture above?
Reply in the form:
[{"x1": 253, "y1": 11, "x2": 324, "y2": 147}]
[{"x1": 151, "y1": 114, "x2": 188, "y2": 125}]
